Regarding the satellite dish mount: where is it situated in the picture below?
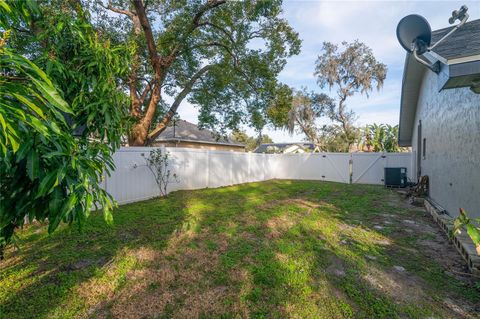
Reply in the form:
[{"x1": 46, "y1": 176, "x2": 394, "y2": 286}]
[{"x1": 396, "y1": 5, "x2": 469, "y2": 73}]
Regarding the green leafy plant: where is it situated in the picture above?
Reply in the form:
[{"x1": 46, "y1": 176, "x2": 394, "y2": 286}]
[
  {"x1": 230, "y1": 130, "x2": 274, "y2": 152},
  {"x1": 142, "y1": 148, "x2": 178, "y2": 197},
  {"x1": 453, "y1": 208, "x2": 480, "y2": 255},
  {"x1": 359, "y1": 124, "x2": 403, "y2": 152},
  {"x1": 0, "y1": 0, "x2": 127, "y2": 259}
]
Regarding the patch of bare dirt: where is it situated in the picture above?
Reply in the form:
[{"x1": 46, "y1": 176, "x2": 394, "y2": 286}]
[
  {"x1": 266, "y1": 214, "x2": 295, "y2": 239},
  {"x1": 173, "y1": 286, "x2": 240, "y2": 319},
  {"x1": 363, "y1": 266, "x2": 426, "y2": 304},
  {"x1": 325, "y1": 254, "x2": 347, "y2": 278},
  {"x1": 374, "y1": 194, "x2": 475, "y2": 282},
  {"x1": 363, "y1": 266, "x2": 477, "y2": 318},
  {"x1": 87, "y1": 231, "x2": 237, "y2": 318},
  {"x1": 257, "y1": 197, "x2": 326, "y2": 212},
  {"x1": 415, "y1": 225, "x2": 474, "y2": 281},
  {"x1": 367, "y1": 193, "x2": 480, "y2": 317}
]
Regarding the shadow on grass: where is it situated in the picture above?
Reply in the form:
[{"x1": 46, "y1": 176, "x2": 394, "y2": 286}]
[{"x1": 0, "y1": 193, "x2": 189, "y2": 319}]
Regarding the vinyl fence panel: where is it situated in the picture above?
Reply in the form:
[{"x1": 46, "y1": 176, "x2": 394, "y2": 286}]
[
  {"x1": 273, "y1": 153, "x2": 350, "y2": 183},
  {"x1": 104, "y1": 147, "x2": 413, "y2": 205},
  {"x1": 106, "y1": 147, "x2": 160, "y2": 204}
]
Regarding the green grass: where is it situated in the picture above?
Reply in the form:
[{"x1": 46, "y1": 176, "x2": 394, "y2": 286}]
[{"x1": 1, "y1": 180, "x2": 478, "y2": 319}]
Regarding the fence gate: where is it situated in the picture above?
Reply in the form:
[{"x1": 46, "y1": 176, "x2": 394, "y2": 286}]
[
  {"x1": 351, "y1": 153, "x2": 413, "y2": 185},
  {"x1": 320, "y1": 153, "x2": 351, "y2": 183},
  {"x1": 351, "y1": 153, "x2": 387, "y2": 184}
]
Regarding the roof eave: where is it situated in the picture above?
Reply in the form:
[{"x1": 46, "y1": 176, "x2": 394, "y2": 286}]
[
  {"x1": 398, "y1": 53, "x2": 426, "y2": 147},
  {"x1": 438, "y1": 59, "x2": 480, "y2": 91},
  {"x1": 155, "y1": 138, "x2": 245, "y2": 148}
]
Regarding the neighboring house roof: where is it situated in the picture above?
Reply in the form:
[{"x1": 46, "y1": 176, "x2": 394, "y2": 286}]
[
  {"x1": 398, "y1": 18, "x2": 480, "y2": 147},
  {"x1": 155, "y1": 120, "x2": 245, "y2": 147},
  {"x1": 254, "y1": 143, "x2": 315, "y2": 153}
]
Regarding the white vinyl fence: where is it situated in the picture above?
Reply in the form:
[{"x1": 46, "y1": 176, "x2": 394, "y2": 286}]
[{"x1": 104, "y1": 147, "x2": 413, "y2": 205}]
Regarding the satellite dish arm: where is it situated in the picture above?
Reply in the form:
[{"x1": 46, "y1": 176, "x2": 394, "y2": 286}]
[
  {"x1": 429, "y1": 5, "x2": 469, "y2": 50},
  {"x1": 413, "y1": 49, "x2": 440, "y2": 73}
]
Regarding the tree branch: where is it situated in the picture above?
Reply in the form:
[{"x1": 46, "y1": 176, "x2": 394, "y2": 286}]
[
  {"x1": 197, "y1": 21, "x2": 235, "y2": 43},
  {"x1": 147, "y1": 65, "x2": 212, "y2": 142},
  {"x1": 190, "y1": 41, "x2": 262, "y2": 101},
  {"x1": 138, "y1": 80, "x2": 154, "y2": 105},
  {"x1": 132, "y1": 0, "x2": 160, "y2": 72},
  {"x1": 191, "y1": 41, "x2": 239, "y2": 66},
  {"x1": 99, "y1": 0, "x2": 134, "y2": 18},
  {"x1": 166, "y1": 0, "x2": 227, "y2": 63}
]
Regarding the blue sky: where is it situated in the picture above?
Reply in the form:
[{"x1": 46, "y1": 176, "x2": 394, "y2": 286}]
[{"x1": 178, "y1": 0, "x2": 480, "y2": 142}]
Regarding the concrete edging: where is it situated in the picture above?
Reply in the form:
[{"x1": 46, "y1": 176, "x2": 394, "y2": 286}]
[{"x1": 424, "y1": 199, "x2": 480, "y2": 275}]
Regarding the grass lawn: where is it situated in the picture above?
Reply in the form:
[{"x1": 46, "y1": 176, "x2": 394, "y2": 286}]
[{"x1": 1, "y1": 180, "x2": 479, "y2": 319}]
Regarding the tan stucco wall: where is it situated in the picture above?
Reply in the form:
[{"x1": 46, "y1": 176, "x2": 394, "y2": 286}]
[
  {"x1": 153, "y1": 141, "x2": 245, "y2": 152},
  {"x1": 412, "y1": 70, "x2": 480, "y2": 218}
]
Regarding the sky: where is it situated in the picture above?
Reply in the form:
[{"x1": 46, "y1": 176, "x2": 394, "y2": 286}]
[{"x1": 177, "y1": 0, "x2": 480, "y2": 143}]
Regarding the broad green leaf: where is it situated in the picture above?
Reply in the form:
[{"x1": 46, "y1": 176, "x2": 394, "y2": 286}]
[
  {"x1": 85, "y1": 192, "x2": 93, "y2": 217},
  {"x1": 50, "y1": 121, "x2": 61, "y2": 134},
  {"x1": 15, "y1": 140, "x2": 33, "y2": 162},
  {"x1": 30, "y1": 77, "x2": 71, "y2": 113},
  {"x1": 103, "y1": 206, "x2": 113, "y2": 225},
  {"x1": 0, "y1": 1, "x2": 12, "y2": 14},
  {"x1": 37, "y1": 170, "x2": 58, "y2": 198},
  {"x1": 9, "y1": 52, "x2": 54, "y2": 86},
  {"x1": 56, "y1": 21, "x2": 64, "y2": 32},
  {"x1": 43, "y1": 150, "x2": 68, "y2": 159},
  {"x1": 48, "y1": 188, "x2": 63, "y2": 216},
  {"x1": 7, "y1": 133, "x2": 19, "y2": 152},
  {"x1": 12, "y1": 93, "x2": 45, "y2": 118},
  {"x1": 466, "y1": 224, "x2": 480, "y2": 246},
  {"x1": 27, "y1": 116, "x2": 49, "y2": 136},
  {"x1": 0, "y1": 113, "x2": 6, "y2": 134},
  {"x1": 26, "y1": 149, "x2": 39, "y2": 181},
  {"x1": 0, "y1": 140, "x2": 6, "y2": 156}
]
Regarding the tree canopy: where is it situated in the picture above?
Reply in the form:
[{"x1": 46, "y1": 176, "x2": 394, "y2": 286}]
[
  {"x1": 0, "y1": 0, "x2": 128, "y2": 258},
  {"x1": 267, "y1": 40, "x2": 388, "y2": 152},
  {"x1": 88, "y1": 0, "x2": 301, "y2": 145},
  {"x1": 314, "y1": 40, "x2": 387, "y2": 151},
  {"x1": 230, "y1": 130, "x2": 273, "y2": 152}
]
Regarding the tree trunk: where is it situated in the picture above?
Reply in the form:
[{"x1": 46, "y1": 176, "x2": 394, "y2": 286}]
[{"x1": 128, "y1": 122, "x2": 149, "y2": 146}]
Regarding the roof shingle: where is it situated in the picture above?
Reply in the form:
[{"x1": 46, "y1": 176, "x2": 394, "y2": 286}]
[
  {"x1": 155, "y1": 120, "x2": 244, "y2": 147},
  {"x1": 431, "y1": 18, "x2": 480, "y2": 60}
]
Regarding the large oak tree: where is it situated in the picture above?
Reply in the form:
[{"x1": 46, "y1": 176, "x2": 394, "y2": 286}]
[{"x1": 92, "y1": 0, "x2": 300, "y2": 145}]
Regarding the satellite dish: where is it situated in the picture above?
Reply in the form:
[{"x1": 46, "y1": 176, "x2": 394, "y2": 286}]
[{"x1": 396, "y1": 14, "x2": 432, "y2": 55}]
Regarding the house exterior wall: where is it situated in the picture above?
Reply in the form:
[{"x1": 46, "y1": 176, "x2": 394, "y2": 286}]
[
  {"x1": 153, "y1": 141, "x2": 245, "y2": 152},
  {"x1": 411, "y1": 70, "x2": 480, "y2": 218}
]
